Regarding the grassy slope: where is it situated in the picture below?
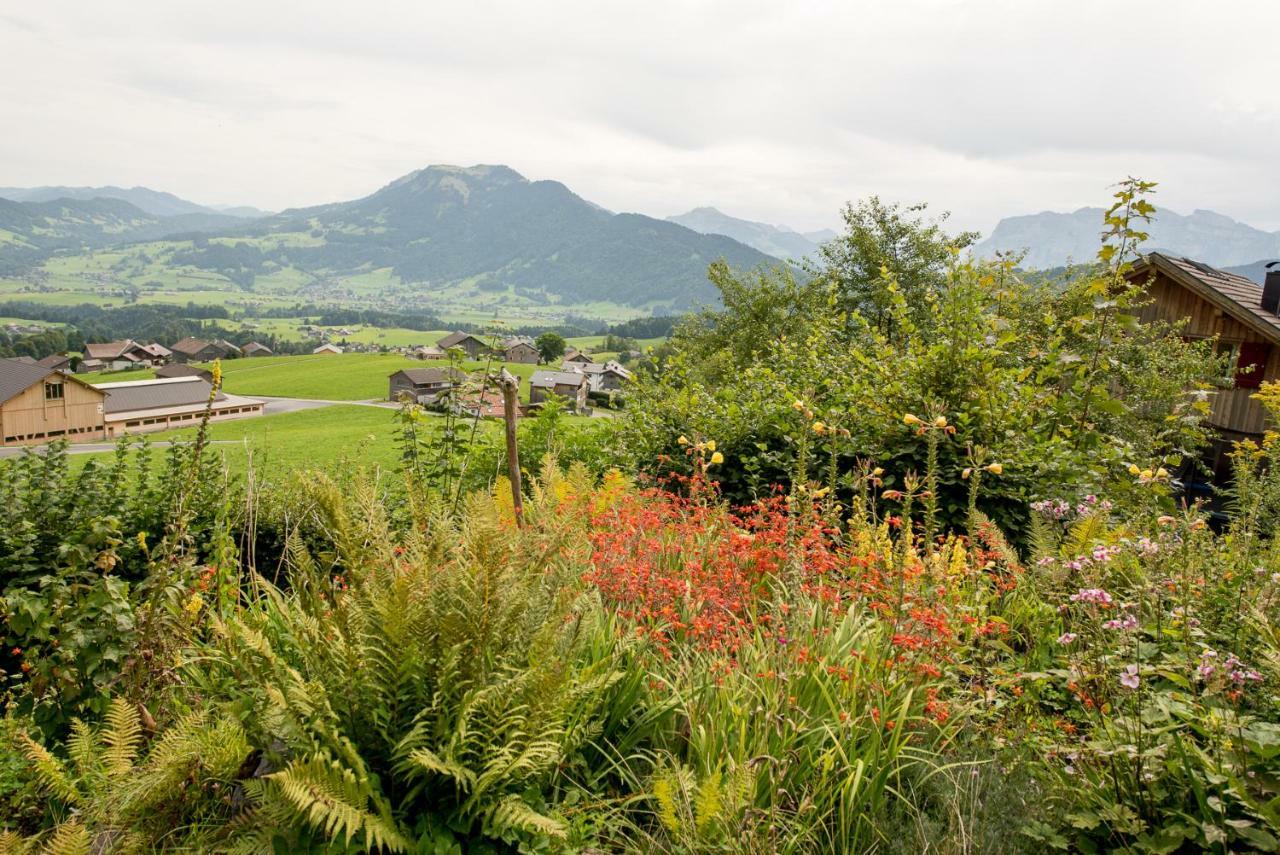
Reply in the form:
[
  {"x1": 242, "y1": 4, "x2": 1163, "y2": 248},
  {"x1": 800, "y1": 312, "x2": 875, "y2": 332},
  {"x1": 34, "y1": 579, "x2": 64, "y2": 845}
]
[
  {"x1": 210, "y1": 353, "x2": 540, "y2": 401},
  {"x1": 75, "y1": 353, "x2": 545, "y2": 402}
]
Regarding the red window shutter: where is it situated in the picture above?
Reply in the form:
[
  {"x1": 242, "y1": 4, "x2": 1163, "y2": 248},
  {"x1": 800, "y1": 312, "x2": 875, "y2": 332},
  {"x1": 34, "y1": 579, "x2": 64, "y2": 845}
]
[{"x1": 1234, "y1": 341, "x2": 1271, "y2": 389}]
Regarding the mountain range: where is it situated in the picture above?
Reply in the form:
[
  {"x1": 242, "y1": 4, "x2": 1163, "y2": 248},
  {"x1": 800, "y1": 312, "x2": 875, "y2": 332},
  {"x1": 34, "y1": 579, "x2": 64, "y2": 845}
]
[
  {"x1": 0, "y1": 166, "x2": 777, "y2": 309},
  {"x1": 0, "y1": 185, "x2": 270, "y2": 219},
  {"x1": 977, "y1": 207, "x2": 1280, "y2": 275},
  {"x1": 666, "y1": 207, "x2": 835, "y2": 260}
]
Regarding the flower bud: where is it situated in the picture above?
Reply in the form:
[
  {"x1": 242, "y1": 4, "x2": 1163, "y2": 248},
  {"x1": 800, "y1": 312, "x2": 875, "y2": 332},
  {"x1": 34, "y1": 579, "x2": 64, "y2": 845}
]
[{"x1": 985, "y1": 463, "x2": 1003, "y2": 475}]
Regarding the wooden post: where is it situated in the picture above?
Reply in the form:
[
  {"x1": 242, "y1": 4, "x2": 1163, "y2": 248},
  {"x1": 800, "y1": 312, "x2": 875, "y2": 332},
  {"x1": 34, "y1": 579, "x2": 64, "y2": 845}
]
[{"x1": 499, "y1": 368, "x2": 525, "y2": 528}]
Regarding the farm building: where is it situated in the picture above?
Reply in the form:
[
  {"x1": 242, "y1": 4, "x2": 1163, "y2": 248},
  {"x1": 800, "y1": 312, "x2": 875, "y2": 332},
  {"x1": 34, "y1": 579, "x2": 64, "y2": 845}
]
[
  {"x1": 563, "y1": 350, "x2": 594, "y2": 365},
  {"x1": 96, "y1": 376, "x2": 265, "y2": 437},
  {"x1": 501, "y1": 336, "x2": 540, "y2": 364},
  {"x1": 412, "y1": 345, "x2": 446, "y2": 360},
  {"x1": 529, "y1": 370, "x2": 589, "y2": 411},
  {"x1": 1129, "y1": 253, "x2": 1280, "y2": 488},
  {"x1": 312, "y1": 343, "x2": 343, "y2": 355},
  {"x1": 170, "y1": 337, "x2": 231, "y2": 363},
  {"x1": 81, "y1": 340, "x2": 160, "y2": 372},
  {"x1": 242, "y1": 342, "x2": 274, "y2": 357},
  {"x1": 388, "y1": 367, "x2": 465, "y2": 404},
  {"x1": 0, "y1": 359, "x2": 106, "y2": 446},
  {"x1": 436, "y1": 332, "x2": 488, "y2": 360}
]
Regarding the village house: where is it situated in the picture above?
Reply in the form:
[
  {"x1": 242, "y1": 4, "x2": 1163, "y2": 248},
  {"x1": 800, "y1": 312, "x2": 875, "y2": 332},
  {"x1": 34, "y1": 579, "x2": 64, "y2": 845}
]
[
  {"x1": 169, "y1": 337, "x2": 231, "y2": 364},
  {"x1": 36, "y1": 354, "x2": 72, "y2": 373},
  {"x1": 501, "y1": 336, "x2": 540, "y2": 364},
  {"x1": 96, "y1": 376, "x2": 265, "y2": 437},
  {"x1": 242, "y1": 341, "x2": 273, "y2": 357},
  {"x1": 388, "y1": 367, "x2": 465, "y2": 404},
  {"x1": 563, "y1": 350, "x2": 594, "y2": 365},
  {"x1": 140, "y1": 342, "x2": 173, "y2": 363},
  {"x1": 436, "y1": 331, "x2": 488, "y2": 360},
  {"x1": 312, "y1": 343, "x2": 343, "y2": 355},
  {"x1": 412, "y1": 345, "x2": 446, "y2": 360},
  {"x1": 0, "y1": 359, "x2": 106, "y2": 446},
  {"x1": 529, "y1": 369, "x2": 589, "y2": 411},
  {"x1": 561, "y1": 359, "x2": 633, "y2": 392},
  {"x1": 81, "y1": 340, "x2": 158, "y2": 372},
  {"x1": 1129, "y1": 253, "x2": 1280, "y2": 484}
]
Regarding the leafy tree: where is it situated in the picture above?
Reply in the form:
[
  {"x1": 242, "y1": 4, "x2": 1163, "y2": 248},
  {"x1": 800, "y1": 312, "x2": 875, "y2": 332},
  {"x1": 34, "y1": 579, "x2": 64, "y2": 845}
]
[
  {"x1": 814, "y1": 196, "x2": 978, "y2": 341},
  {"x1": 535, "y1": 331, "x2": 566, "y2": 364}
]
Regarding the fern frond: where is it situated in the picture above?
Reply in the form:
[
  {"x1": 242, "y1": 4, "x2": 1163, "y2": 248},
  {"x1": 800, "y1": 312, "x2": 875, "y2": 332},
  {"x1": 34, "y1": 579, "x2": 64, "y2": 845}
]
[
  {"x1": 44, "y1": 821, "x2": 91, "y2": 855},
  {"x1": 693, "y1": 770, "x2": 723, "y2": 833},
  {"x1": 20, "y1": 732, "x2": 80, "y2": 805},
  {"x1": 405, "y1": 746, "x2": 476, "y2": 791},
  {"x1": 485, "y1": 795, "x2": 566, "y2": 839},
  {"x1": 102, "y1": 697, "x2": 142, "y2": 778},
  {"x1": 0, "y1": 831, "x2": 34, "y2": 854},
  {"x1": 652, "y1": 772, "x2": 681, "y2": 834},
  {"x1": 270, "y1": 754, "x2": 409, "y2": 853}
]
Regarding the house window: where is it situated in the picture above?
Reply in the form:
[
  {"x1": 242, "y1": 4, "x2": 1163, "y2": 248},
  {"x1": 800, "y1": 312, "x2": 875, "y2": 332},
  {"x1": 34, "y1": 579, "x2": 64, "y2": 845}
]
[{"x1": 44, "y1": 382, "x2": 64, "y2": 400}]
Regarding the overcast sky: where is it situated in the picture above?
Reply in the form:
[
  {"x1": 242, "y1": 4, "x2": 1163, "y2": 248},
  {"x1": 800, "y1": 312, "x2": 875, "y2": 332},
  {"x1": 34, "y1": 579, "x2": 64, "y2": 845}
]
[{"x1": 2, "y1": 1, "x2": 1278, "y2": 234}]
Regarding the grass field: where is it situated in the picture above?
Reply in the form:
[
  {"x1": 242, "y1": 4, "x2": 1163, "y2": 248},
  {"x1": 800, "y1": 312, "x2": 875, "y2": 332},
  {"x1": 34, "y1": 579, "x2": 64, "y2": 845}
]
[
  {"x1": 64, "y1": 399, "x2": 586, "y2": 479},
  {"x1": 76, "y1": 353, "x2": 544, "y2": 402},
  {"x1": 208, "y1": 353, "x2": 540, "y2": 400}
]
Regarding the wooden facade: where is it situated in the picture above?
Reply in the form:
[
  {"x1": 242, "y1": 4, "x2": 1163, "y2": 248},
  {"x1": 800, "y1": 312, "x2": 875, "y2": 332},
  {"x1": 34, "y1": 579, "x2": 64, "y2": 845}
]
[
  {"x1": 1132, "y1": 257, "x2": 1280, "y2": 439},
  {"x1": 0, "y1": 375, "x2": 106, "y2": 445}
]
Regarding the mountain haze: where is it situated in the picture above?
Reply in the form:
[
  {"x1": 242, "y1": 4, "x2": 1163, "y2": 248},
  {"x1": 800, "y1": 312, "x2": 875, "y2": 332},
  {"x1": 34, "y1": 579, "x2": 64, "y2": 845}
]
[
  {"x1": 0, "y1": 185, "x2": 266, "y2": 219},
  {"x1": 667, "y1": 207, "x2": 828, "y2": 260},
  {"x1": 977, "y1": 207, "x2": 1280, "y2": 271}
]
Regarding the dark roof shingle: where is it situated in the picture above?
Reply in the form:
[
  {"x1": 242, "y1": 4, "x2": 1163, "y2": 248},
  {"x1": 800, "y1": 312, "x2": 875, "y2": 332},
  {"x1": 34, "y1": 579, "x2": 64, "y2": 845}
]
[
  {"x1": 0, "y1": 359, "x2": 56, "y2": 406},
  {"x1": 1139, "y1": 253, "x2": 1280, "y2": 344}
]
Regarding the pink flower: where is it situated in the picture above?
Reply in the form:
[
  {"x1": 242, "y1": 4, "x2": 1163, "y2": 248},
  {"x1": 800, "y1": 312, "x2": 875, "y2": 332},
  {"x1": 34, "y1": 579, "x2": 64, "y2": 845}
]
[
  {"x1": 1070, "y1": 588, "x2": 1113, "y2": 606},
  {"x1": 1057, "y1": 632, "x2": 1078, "y2": 645},
  {"x1": 1119, "y1": 664, "x2": 1140, "y2": 690}
]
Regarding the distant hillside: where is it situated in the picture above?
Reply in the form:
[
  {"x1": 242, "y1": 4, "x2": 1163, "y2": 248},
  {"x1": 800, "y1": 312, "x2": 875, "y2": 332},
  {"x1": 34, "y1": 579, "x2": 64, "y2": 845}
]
[
  {"x1": 1224, "y1": 259, "x2": 1278, "y2": 285},
  {"x1": 667, "y1": 207, "x2": 828, "y2": 260},
  {"x1": 0, "y1": 185, "x2": 266, "y2": 219},
  {"x1": 977, "y1": 207, "x2": 1280, "y2": 270},
  {"x1": 0, "y1": 197, "x2": 243, "y2": 275},
  {"x1": 199, "y1": 164, "x2": 777, "y2": 308}
]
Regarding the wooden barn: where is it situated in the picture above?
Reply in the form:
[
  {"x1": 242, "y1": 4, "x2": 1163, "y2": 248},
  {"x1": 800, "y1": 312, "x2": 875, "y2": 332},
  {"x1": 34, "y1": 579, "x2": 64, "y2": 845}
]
[
  {"x1": 1128, "y1": 253, "x2": 1280, "y2": 484},
  {"x1": 0, "y1": 359, "x2": 106, "y2": 446}
]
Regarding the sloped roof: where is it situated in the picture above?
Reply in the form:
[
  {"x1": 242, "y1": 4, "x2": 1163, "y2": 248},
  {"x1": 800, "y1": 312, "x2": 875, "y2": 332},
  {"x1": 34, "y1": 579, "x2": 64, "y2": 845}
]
[
  {"x1": 156, "y1": 363, "x2": 213, "y2": 380},
  {"x1": 0, "y1": 359, "x2": 57, "y2": 405},
  {"x1": 1135, "y1": 253, "x2": 1280, "y2": 345},
  {"x1": 561, "y1": 360, "x2": 632, "y2": 378},
  {"x1": 531, "y1": 370, "x2": 588, "y2": 388},
  {"x1": 170, "y1": 336, "x2": 213, "y2": 356},
  {"x1": 242, "y1": 341, "x2": 273, "y2": 354},
  {"x1": 140, "y1": 342, "x2": 172, "y2": 358},
  {"x1": 437, "y1": 331, "x2": 486, "y2": 349},
  {"x1": 84, "y1": 340, "x2": 140, "y2": 360},
  {"x1": 96, "y1": 376, "x2": 222, "y2": 414},
  {"x1": 502, "y1": 336, "x2": 537, "y2": 349},
  {"x1": 392, "y1": 367, "x2": 464, "y2": 385},
  {"x1": 36, "y1": 354, "x2": 69, "y2": 369}
]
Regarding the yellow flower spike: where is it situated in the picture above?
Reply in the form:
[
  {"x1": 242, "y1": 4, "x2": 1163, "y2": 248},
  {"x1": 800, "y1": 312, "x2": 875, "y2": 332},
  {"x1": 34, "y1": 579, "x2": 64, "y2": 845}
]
[
  {"x1": 677, "y1": 435, "x2": 689, "y2": 446},
  {"x1": 709, "y1": 451, "x2": 724, "y2": 465},
  {"x1": 812, "y1": 421, "x2": 826, "y2": 434},
  {"x1": 985, "y1": 463, "x2": 1003, "y2": 475},
  {"x1": 813, "y1": 486, "x2": 831, "y2": 498},
  {"x1": 903, "y1": 413, "x2": 922, "y2": 426},
  {"x1": 705, "y1": 440, "x2": 716, "y2": 452}
]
